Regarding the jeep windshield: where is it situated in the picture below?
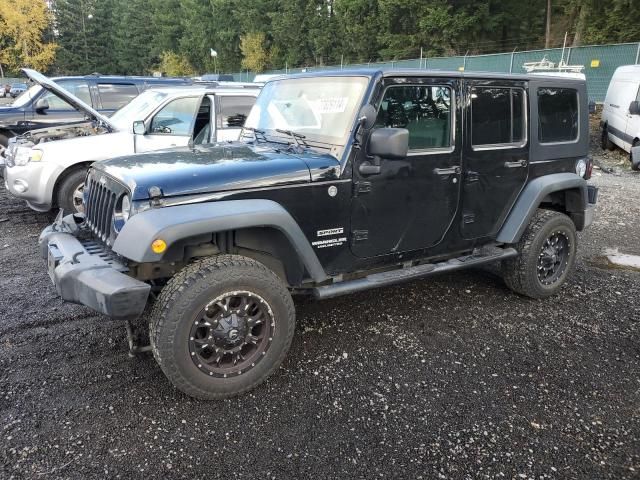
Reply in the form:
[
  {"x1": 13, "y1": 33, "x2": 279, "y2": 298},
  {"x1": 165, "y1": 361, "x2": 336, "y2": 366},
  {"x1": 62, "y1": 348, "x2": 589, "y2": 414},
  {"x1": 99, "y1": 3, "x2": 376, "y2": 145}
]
[
  {"x1": 244, "y1": 76, "x2": 369, "y2": 145},
  {"x1": 109, "y1": 90, "x2": 170, "y2": 131}
]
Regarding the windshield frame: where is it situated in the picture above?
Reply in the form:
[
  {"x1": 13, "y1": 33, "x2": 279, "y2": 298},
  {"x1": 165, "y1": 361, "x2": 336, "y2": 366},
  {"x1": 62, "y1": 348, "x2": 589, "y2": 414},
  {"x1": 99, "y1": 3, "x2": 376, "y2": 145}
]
[{"x1": 244, "y1": 75, "x2": 370, "y2": 147}]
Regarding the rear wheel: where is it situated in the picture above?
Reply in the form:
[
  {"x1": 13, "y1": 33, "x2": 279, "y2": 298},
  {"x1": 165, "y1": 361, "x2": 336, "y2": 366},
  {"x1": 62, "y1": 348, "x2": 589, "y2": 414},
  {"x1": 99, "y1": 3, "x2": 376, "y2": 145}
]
[
  {"x1": 150, "y1": 255, "x2": 296, "y2": 400},
  {"x1": 502, "y1": 209, "x2": 577, "y2": 299},
  {"x1": 601, "y1": 126, "x2": 615, "y2": 151},
  {"x1": 56, "y1": 168, "x2": 88, "y2": 214}
]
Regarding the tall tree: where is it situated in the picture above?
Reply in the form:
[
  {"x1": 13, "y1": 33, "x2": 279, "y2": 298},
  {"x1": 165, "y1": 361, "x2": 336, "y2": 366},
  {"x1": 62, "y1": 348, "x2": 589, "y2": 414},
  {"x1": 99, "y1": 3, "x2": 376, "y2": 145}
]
[{"x1": 0, "y1": 0, "x2": 57, "y2": 73}]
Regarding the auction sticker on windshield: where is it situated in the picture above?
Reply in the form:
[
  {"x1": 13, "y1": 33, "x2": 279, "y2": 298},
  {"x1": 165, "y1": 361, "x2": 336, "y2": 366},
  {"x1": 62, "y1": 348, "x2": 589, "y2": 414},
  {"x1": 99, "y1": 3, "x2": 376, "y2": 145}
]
[{"x1": 316, "y1": 97, "x2": 348, "y2": 114}]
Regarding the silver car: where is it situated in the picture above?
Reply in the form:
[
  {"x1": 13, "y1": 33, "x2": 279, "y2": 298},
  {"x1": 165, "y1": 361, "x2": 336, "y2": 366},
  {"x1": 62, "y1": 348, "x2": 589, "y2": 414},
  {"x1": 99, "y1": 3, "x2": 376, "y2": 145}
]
[{"x1": 3, "y1": 69, "x2": 259, "y2": 213}]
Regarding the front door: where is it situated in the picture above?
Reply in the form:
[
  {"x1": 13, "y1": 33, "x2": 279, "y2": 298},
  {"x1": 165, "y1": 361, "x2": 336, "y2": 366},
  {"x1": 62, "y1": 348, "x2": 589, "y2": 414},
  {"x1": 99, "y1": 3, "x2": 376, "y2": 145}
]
[
  {"x1": 460, "y1": 80, "x2": 529, "y2": 239},
  {"x1": 134, "y1": 95, "x2": 201, "y2": 153},
  {"x1": 626, "y1": 83, "x2": 640, "y2": 148},
  {"x1": 350, "y1": 77, "x2": 461, "y2": 258}
]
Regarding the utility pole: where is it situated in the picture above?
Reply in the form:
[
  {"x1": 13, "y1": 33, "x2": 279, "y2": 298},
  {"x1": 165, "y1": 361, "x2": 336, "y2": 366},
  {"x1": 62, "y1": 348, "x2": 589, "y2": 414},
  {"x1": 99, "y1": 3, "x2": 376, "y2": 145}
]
[{"x1": 545, "y1": 0, "x2": 552, "y2": 49}]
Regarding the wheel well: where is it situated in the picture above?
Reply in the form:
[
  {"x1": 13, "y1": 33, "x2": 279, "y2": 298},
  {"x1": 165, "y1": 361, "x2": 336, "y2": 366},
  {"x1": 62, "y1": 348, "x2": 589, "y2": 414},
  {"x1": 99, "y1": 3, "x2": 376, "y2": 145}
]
[
  {"x1": 159, "y1": 227, "x2": 307, "y2": 287},
  {"x1": 539, "y1": 187, "x2": 584, "y2": 224},
  {"x1": 51, "y1": 163, "x2": 92, "y2": 208}
]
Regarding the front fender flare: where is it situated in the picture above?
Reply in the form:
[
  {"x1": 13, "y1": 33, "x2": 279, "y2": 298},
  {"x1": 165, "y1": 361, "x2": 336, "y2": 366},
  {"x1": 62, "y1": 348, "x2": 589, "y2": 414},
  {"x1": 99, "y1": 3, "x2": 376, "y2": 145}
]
[
  {"x1": 112, "y1": 199, "x2": 329, "y2": 283},
  {"x1": 496, "y1": 172, "x2": 588, "y2": 244}
]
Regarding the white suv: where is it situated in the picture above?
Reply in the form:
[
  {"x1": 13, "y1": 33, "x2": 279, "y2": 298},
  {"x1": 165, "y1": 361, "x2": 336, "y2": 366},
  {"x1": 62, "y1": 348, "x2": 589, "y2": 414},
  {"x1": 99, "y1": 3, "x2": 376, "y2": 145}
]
[
  {"x1": 601, "y1": 64, "x2": 640, "y2": 170},
  {"x1": 3, "y1": 69, "x2": 259, "y2": 212}
]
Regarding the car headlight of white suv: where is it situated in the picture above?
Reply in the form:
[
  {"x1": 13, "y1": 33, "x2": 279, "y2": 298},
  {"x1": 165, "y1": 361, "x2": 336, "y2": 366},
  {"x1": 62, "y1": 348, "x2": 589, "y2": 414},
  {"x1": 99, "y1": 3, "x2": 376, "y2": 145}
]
[{"x1": 12, "y1": 146, "x2": 43, "y2": 166}]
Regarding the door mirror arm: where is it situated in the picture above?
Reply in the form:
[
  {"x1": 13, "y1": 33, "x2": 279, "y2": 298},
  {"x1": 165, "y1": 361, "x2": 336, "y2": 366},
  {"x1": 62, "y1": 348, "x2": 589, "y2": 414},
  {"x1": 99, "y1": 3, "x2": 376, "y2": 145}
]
[{"x1": 359, "y1": 156, "x2": 382, "y2": 175}]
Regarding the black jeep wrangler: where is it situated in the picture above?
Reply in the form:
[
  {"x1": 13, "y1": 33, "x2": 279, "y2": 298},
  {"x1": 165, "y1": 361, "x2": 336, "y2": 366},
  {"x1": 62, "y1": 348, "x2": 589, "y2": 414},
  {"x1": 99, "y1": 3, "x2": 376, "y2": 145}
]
[{"x1": 40, "y1": 70, "x2": 598, "y2": 399}]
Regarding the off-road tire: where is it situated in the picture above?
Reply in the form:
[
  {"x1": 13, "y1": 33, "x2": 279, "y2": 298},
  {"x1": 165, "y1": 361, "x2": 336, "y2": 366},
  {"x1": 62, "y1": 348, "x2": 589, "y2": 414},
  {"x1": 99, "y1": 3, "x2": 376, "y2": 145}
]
[
  {"x1": 502, "y1": 209, "x2": 577, "y2": 299},
  {"x1": 600, "y1": 126, "x2": 615, "y2": 151},
  {"x1": 56, "y1": 168, "x2": 87, "y2": 214},
  {"x1": 150, "y1": 254, "x2": 296, "y2": 400}
]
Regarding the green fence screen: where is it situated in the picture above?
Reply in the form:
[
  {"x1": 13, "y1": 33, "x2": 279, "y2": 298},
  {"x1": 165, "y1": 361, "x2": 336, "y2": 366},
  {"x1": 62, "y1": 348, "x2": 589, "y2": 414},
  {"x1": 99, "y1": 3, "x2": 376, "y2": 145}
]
[{"x1": 233, "y1": 42, "x2": 640, "y2": 102}]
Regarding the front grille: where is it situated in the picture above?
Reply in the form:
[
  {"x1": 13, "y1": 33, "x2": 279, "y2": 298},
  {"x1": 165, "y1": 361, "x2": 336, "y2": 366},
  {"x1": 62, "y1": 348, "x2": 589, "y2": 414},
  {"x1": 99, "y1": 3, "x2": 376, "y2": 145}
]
[{"x1": 84, "y1": 171, "x2": 127, "y2": 244}]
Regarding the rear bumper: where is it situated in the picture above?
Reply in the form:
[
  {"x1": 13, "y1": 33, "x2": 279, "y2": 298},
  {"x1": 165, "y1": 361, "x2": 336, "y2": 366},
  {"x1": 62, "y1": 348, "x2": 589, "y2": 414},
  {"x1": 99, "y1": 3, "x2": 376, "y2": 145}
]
[{"x1": 39, "y1": 213, "x2": 150, "y2": 319}]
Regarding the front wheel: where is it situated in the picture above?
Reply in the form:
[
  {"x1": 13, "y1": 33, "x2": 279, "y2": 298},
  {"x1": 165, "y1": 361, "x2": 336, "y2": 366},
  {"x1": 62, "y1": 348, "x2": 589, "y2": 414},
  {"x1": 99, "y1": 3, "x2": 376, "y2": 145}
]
[
  {"x1": 150, "y1": 255, "x2": 296, "y2": 400},
  {"x1": 56, "y1": 168, "x2": 88, "y2": 214},
  {"x1": 502, "y1": 209, "x2": 577, "y2": 299}
]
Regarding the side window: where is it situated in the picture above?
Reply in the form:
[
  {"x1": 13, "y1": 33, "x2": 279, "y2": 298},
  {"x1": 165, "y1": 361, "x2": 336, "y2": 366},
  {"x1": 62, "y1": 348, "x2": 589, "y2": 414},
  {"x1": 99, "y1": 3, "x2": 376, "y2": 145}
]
[
  {"x1": 375, "y1": 85, "x2": 452, "y2": 150},
  {"x1": 218, "y1": 96, "x2": 255, "y2": 128},
  {"x1": 40, "y1": 80, "x2": 91, "y2": 110},
  {"x1": 471, "y1": 87, "x2": 526, "y2": 147},
  {"x1": 150, "y1": 97, "x2": 200, "y2": 135},
  {"x1": 97, "y1": 83, "x2": 139, "y2": 110},
  {"x1": 538, "y1": 88, "x2": 578, "y2": 143}
]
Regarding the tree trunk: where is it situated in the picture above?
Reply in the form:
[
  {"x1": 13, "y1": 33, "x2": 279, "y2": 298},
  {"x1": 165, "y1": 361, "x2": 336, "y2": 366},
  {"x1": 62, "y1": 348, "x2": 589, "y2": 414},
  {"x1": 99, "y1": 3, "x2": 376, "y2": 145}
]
[
  {"x1": 572, "y1": 4, "x2": 588, "y2": 46},
  {"x1": 545, "y1": 0, "x2": 552, "y2": 48}
]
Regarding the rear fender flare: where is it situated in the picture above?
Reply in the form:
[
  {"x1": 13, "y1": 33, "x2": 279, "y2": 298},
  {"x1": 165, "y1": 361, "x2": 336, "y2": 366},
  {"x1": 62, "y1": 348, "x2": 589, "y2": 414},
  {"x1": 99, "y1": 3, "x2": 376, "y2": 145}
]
[{"x1": 496, "y1": 172, "x2": 588, "y2": 244}]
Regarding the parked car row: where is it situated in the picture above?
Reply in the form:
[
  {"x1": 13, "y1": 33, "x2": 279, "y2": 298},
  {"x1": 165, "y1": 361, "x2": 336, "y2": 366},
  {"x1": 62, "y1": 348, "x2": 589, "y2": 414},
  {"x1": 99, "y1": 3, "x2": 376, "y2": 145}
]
[
  {"x1": 3, "y1": 69, "x2": 258, "y2": 213},
  {"x1": 3, "y1": 67, "x2": 598, "y2": 401}
]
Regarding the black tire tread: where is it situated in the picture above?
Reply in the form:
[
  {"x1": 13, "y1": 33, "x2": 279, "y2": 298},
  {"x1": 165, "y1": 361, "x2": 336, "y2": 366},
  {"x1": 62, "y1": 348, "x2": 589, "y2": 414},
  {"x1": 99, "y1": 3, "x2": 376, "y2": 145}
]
[
  {"x1": 56, "y1": 167, "x2": 88, "y2": 213},
  {"x1": 502, "y1": 209, "x2": 576, "y2": 299},
  {"x1": 149, "y1": 254, "x2": 295, "y2": 400}
]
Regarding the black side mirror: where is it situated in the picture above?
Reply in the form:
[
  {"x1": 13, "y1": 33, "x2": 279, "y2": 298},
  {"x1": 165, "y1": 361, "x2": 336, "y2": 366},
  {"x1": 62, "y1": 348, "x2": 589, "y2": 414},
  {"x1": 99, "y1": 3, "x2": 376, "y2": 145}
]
[
  {"x1": 359, "y1": 128, "x2": 409, "y2": 175},
  {"x1": 629, "y1": 101, "x2": 640, "y2": 116},
  {"x1": 369, "y1": 128, "x2": 409, "y2": 159},
  {"x1": 133, "y1": 120, "x2": 146, "y2": 135},
  {"x1": 34, "y1": 98, "x2": 49, "y2": 112}
]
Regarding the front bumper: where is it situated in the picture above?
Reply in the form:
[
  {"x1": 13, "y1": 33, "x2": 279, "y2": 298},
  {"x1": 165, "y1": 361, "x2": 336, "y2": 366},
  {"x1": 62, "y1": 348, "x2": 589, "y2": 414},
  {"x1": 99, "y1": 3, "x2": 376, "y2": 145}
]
[
  {"x1": 4, "y1": 160, "x2": 55, "y2": 210},
  {"x1": 39, "y1": 213, "x2": 150, "y2": 319}
]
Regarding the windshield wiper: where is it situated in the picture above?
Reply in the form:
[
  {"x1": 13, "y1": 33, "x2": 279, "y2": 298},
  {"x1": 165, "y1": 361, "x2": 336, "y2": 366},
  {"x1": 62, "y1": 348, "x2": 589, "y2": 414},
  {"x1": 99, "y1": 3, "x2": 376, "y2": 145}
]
[
  {"x1": 275, "y1": 128, "x2": 309, "y2": 150},
  {"x1": 241, "y1": 126, "x2": 267, "y2": 143}
]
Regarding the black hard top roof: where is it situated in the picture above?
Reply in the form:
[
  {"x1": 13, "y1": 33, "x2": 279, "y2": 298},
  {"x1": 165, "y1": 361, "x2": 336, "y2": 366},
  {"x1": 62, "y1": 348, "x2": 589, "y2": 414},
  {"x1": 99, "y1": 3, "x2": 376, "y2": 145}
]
[{"x1": 283, "y1": 68, "x2": 585, "y2": 83}]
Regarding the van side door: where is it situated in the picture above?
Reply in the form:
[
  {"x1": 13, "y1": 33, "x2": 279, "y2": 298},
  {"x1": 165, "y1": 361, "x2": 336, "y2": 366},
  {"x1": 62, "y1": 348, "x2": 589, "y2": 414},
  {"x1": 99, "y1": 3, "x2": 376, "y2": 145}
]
[
  {"x1": 625, "y1": 84, "x2": 640, "y2": 149},
  {"x1": 460, "y1": 79, "x2": 529, "y2": 239}
]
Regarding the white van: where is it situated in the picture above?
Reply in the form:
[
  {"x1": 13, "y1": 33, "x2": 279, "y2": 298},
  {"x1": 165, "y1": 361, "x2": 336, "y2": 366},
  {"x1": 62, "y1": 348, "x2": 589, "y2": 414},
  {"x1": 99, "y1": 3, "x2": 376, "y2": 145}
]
[{"x1": 601, "y1": 65, "x2": 640, "y2": 170}]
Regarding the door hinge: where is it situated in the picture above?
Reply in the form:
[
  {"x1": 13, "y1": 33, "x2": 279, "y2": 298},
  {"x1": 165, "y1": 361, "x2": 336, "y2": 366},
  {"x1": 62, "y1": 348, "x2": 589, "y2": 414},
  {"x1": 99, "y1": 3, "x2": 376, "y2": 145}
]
[
  {"x1": 352, "y1": 230, "x2": 369, "y2": 242},
  {"x1": 463, "y1": 213, "x2": 475, "y2": 224},
  {"x1": 354, "y1": 181, "x2": 372, "y2": 196}
]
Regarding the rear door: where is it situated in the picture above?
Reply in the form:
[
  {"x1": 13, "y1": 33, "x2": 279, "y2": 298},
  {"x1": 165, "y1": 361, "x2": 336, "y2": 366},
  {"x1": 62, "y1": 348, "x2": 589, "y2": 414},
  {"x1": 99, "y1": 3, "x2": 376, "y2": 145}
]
[
  {"x1": 214, "y1": 95, "x2": 256, "y2": 142},
  {"x1": 460, "y1": 79, "x2": 529, "y2": 239}
]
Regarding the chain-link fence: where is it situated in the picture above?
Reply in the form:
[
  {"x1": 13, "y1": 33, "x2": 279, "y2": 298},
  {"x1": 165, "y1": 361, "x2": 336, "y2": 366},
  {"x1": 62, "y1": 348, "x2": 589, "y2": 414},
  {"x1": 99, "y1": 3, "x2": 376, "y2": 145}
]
[{"x1": 233, "y1": 42, "x2": 640, "y2": 102}]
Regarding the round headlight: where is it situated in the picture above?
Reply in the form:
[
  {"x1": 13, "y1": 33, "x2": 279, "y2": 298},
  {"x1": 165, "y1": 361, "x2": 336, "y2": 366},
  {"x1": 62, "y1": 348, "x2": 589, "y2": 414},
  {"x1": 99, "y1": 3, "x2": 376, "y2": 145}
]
[
  {"x1": 121, "y1": 195, "x2": 131, "y2": 222},
  {"x1": 575, "y1": 159, "x2": 587, "y2": 178}
]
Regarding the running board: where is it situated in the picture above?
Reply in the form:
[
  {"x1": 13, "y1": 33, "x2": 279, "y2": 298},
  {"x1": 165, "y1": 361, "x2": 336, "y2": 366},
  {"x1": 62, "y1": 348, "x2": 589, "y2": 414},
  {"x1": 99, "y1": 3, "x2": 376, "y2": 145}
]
[{"x1": 313, "y1": 247, "x2": 518, "y2": 300}]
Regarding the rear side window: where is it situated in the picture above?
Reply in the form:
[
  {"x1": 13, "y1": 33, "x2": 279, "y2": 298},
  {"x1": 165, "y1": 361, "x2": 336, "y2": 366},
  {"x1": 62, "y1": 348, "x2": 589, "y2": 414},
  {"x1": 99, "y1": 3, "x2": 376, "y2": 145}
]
[
  {"x1": 375, "y1": 85, "x2": 453, "y2": 151},
  {"x1": 471, "y1": 87, "x2": 526, "y2": 147},
  {"x1": 218, "y1": 96, "x2": 255, "y2": 128},
  {"x1": 538, "y1": 88, "x2": 578, "y2": 143},
  {"x1": 98, "y1": 83, "x2": 139, "y2": 110}
]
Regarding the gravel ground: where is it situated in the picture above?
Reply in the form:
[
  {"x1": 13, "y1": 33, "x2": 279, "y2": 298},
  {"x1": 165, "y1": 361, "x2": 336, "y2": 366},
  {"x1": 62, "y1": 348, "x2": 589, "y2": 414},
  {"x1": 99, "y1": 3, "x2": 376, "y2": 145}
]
[{"x1": 0, "y1": 117, "x2": 639, "y2": 479}]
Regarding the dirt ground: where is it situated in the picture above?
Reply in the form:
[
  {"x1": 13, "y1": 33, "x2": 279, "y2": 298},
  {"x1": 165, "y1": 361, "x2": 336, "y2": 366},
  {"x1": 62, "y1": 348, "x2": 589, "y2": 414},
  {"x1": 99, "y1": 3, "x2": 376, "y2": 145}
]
[{"x1": 0, "y1": 115, "x2": 638, "y2": 479}]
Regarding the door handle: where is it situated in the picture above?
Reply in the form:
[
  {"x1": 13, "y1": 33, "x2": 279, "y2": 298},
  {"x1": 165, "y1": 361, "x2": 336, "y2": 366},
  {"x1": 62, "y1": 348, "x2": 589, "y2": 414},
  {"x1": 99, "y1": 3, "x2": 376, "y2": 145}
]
[
  {"x1": 434, "y1": 166, "x2": 461, "y2": 175},
  {"x1": 504, "y1": 160, "x2": 527, "y2": 168}
]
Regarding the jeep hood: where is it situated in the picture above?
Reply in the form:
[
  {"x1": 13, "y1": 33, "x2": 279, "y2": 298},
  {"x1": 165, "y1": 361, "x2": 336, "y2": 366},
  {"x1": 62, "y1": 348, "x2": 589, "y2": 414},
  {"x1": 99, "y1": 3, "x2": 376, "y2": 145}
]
[
  {"x1": 93, "y1": 143, "x2": 341, "y2": 201},
  {"x1": 22, "y1": 68, "x2": 114, "y2": 129}
]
